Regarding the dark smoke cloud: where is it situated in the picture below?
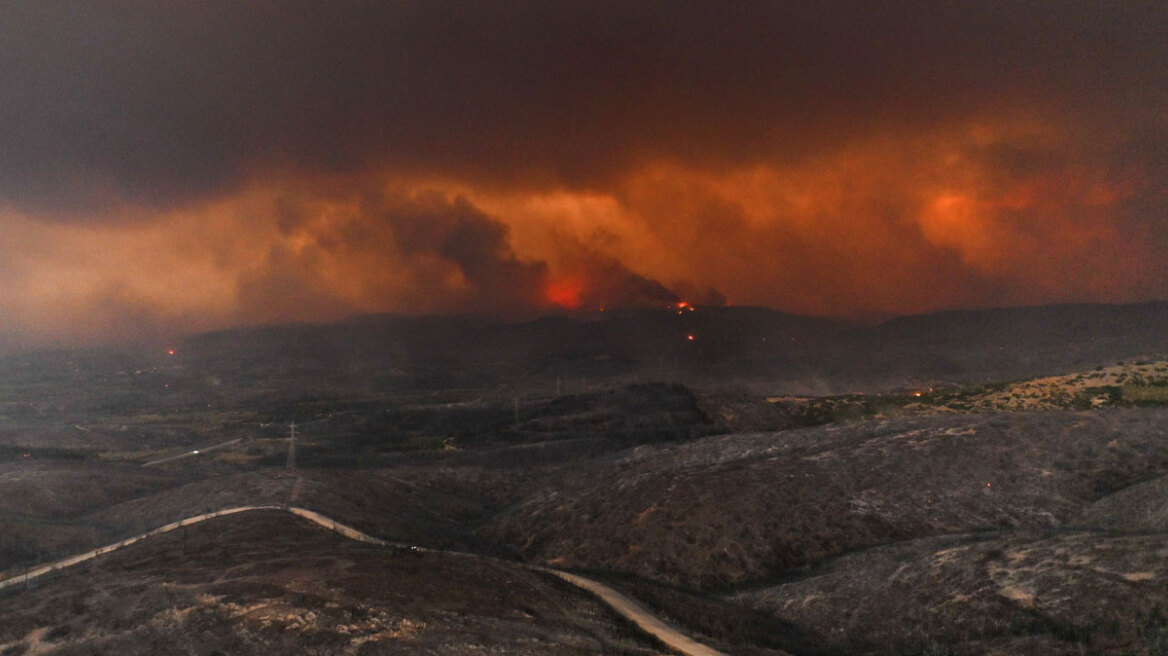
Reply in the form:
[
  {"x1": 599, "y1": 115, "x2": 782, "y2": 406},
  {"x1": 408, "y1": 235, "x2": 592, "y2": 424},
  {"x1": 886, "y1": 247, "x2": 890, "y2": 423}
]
[
  {"x1": 230, "y1": 188, "x2": 684, "y2": 323},
  {"x1": 1, "y1": 1, "x2": 1164, "y2": 213},
  {"x1": 368, "y1": 192, "x2": 549, "y2": 316},
  {"x1": 0, "y1": 2, "x2": 1166, "y2": 344},
  {"x1": 565, "y1": 251, "x2": 680, "y2": 308}
]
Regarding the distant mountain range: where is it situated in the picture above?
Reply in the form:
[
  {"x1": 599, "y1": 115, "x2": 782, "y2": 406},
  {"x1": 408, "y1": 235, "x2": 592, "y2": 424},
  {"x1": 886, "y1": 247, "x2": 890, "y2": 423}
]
[{"x1": 182, "y1": 302, "x2": 1168, "y2": 394}]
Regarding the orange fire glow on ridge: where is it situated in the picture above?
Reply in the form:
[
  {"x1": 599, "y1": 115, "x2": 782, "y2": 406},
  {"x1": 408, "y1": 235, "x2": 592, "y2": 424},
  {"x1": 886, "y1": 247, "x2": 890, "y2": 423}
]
[{"x1": 544, "y1": 278, "x2": 585, "y2": 310}]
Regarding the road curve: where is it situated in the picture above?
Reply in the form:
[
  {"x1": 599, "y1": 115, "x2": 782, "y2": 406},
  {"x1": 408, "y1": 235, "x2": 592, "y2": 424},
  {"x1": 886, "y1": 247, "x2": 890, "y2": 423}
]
[
  {"x1": 0, "y1": 505, "x2": 729, "y2": 656},
  {"x1": 542, "y1": 569, "x2": 729, "y2": 656}
]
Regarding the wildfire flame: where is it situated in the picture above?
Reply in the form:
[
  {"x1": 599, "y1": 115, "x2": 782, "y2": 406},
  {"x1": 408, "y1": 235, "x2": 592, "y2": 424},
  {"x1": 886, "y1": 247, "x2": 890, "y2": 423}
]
[{"x1": 544, "y1": 278, "x2": 584, "y2": 309}]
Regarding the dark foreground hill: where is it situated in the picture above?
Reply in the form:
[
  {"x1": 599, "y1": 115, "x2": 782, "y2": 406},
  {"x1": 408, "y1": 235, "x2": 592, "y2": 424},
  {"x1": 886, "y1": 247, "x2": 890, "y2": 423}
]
[
  {"x1": 486, "y1": 409, "x2": 1168, "y2": 589},
  {"x1": 7, "y1": 407, "x2": 1168, "y2": 654},
  {"x1": 736, "y1": 530, "x2": 1168, "y2": 655},
  {"x1": 0, "y1": 511, "x2": 673, "y2": 656},
  {"x1": 3, "y1": 302, "x2": 1168, "y2": 654}
]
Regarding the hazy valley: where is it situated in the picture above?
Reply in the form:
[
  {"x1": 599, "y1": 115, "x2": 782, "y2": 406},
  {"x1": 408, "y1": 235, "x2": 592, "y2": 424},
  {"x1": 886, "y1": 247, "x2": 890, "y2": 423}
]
[{"x1": 3, "y1": 303, "x2": 1168, "y2": 655}]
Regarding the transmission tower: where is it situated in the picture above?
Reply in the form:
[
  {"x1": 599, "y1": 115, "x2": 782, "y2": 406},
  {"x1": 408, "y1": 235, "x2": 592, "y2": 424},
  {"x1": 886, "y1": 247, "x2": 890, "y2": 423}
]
[{"x1": 286, "y1": 421, "x2": 297, "y2": 472}]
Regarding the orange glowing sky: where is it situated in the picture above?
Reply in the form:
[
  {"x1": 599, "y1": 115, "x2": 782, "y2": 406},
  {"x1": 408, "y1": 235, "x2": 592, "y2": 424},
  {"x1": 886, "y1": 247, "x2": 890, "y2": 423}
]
[{"x1": 0, "y1": 2, "x2": 1166, "y2": 346}]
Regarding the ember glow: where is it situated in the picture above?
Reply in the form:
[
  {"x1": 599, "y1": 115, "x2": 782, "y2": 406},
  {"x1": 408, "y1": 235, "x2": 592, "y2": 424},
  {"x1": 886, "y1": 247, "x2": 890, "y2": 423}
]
[
  {"x1": 545, "y1": 278, "x2": 585, "y2": 310},
  {"x1": 0, "y1": 2, "x2": 1165, "y2": 346}
]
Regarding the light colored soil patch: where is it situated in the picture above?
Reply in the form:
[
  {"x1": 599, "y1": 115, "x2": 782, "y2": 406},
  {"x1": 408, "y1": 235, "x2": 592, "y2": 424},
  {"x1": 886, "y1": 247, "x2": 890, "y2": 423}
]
[
  {"x1": 997, "y1": 585, "x2": 1036, "y2": 608},
  {"x1": 961, "y1": 361, "x2": 1168, "y2": 411}
]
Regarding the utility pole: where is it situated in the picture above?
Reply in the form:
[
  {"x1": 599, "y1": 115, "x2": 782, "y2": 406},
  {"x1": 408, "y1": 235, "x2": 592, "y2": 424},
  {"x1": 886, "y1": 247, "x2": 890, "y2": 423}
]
[{"x1": 286, "y1": 421, "x2": 297, "y2": 472}]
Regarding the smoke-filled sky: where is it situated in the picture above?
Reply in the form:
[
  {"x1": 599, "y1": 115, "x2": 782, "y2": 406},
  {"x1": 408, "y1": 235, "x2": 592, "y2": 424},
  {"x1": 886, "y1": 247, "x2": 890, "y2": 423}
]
[{"x1": 1, "y1": 1, "x2": 1166, "y2": 346}]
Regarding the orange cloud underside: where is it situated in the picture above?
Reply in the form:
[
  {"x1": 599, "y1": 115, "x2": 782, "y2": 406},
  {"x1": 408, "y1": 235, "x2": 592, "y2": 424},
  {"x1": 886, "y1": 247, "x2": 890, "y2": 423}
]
[{"x1": 0, "y1": 119, "x2": 1160, "y2": 345}]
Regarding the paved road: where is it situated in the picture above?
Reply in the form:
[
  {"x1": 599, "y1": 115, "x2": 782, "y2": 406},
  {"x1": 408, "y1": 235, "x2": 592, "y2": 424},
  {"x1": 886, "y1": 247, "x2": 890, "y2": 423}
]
[
  {"x1": 0, "y1": 505, "x2": 728, "y2": 656},
  {"x1": 142, "y1": 438, "x2": 243, "y2": 467}
]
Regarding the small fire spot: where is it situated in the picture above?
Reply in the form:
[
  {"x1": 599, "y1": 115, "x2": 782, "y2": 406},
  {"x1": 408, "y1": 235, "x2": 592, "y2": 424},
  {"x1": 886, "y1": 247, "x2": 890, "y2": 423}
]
[{"x1": 545, "y1": 278, "x2": 584, "y2": 309}]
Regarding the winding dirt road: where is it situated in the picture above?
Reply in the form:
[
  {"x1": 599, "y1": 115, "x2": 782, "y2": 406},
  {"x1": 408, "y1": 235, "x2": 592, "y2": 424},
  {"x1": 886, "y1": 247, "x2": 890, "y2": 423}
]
[
  {"x1": 0, "y1": 505, "x2": 728, "y2": 656},
  {"x1": 542, "y1": 569, "x2": 730, "y2": 656}
]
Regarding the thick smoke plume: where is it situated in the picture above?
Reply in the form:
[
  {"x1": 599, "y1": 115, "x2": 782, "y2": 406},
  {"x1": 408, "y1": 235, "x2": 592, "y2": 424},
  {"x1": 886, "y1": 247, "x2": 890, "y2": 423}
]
[{"x1": 0, "y1": 2, "x2": 1165, "y2": 344}]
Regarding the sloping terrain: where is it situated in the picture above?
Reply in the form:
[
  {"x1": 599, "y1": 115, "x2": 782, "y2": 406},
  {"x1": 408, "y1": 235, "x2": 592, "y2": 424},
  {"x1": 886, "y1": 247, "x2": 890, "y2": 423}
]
[
  {"x1": 9, "y1": 406, "x2": 1168, "y2": 654},
  {"x1": 735, "y1": 530, "x2": 1168, "y2": 655},
  {"x1": 1075, "y1": 471, "x2": 1168, "y2": 533},
  {"x1": 0, "y1": 460, "x2": 188, "y2": 567},
  {"x1": 743, "y1": 360, "x2": 1168, "y2": 431},
  {"x1": 4, "y1": 303, "x2": 1168, "y2": 654},
  {"x1": 487, "y1": 410, "x2": 1168, "y2": 589},
  {"x1": 178, "y1": 302, "x2": 1168, "y2": 395},
  {"x1": 936, "y1": 360, "x2": 1168, "y2": 411},
  {"x1": 0, "y1": 511, "x2": 671, "y2": 656},
  {"x1": 84, "y1": 467, "x2": 524, "y2": 557}
]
